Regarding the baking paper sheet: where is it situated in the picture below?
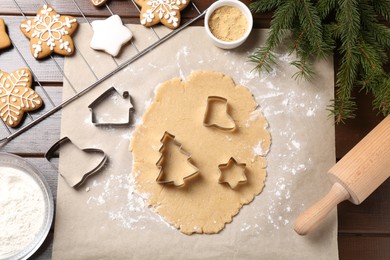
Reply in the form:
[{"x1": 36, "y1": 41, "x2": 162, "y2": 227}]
[{"x1": 53, "y1": 24, "x2": 338, "y2": 259}]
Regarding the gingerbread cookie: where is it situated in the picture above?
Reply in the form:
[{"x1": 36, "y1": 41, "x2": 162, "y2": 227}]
[
  {"x1": 0, "y1": 68, "x2": 43, "y2": 127},
  {"x1": 20, "y1": 5, "x2": 78, "y2": 59},
  {"x1": 91, "y1": 0, "x2": 107, "y2": 7},
  {"x1": 136, "y1": 0, "x2": 190, "y2": 29},
  {"x1": 0, "y1": 18, "x2": 11, "y2": 50}
]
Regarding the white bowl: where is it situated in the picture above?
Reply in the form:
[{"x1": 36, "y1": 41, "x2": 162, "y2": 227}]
[
  {"x1": 0, "y1": 153, "x2": 54, "y2": 260},
  {"x1": 205, "y1": 0, "x2": 253, "y2": 49}
]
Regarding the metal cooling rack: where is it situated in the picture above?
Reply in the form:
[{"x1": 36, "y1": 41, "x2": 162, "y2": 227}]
[{"x1": 0, "y1": 0, "x2": 207, "y2": 143}]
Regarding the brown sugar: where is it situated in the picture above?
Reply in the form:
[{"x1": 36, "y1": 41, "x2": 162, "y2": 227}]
[{"x1": 208, "y1": 6, "x2": 248, "y2": 42}]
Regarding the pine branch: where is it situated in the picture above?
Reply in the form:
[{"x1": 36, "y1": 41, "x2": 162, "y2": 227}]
[
  {"x1": 266, "y1": 0, "x2": 297, "y2": 48},
  {"x1": 291, "y1": 60, "x2": 315, "y2": 81},
  {"x1": 250, "y1": 0, "x2": 282, "y2": 13},
  {"x1": 297, "y1": 0, "x2": 328, "y2": 57},
  {"x1": 249, "y1": 47, "x2": 277, "y2": 73},
  {"x1": 316, "y1": 0, "x2": 336, "y2": 18},
  {"x1": 359, "y1": 1, "x2": 390, "y2": 48},
  {"x1": 250, "y1": 0, "x2": 390, "y2": 123},
  {"x1": 372, "y1": 0, "x2": 390, "y2": 22}
]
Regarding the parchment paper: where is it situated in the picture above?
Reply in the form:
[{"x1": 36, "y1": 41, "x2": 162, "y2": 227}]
[{"x1": 53, "y1": 24, "x2": 338, "y2": 259}]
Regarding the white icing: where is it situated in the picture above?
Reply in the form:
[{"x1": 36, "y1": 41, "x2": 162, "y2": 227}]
[
  {"x1": 20, "y1": 5, "x2": 77, "y2": 58},
  {"x1": 0, "y1": 69, "x2": 41, "y2": 125},
  {"x1": 141, "y1": 0, "x2": 187, "y2": 28},
  {"x1": 90, "y1": 15, "x2": 133, "y2": 57}
]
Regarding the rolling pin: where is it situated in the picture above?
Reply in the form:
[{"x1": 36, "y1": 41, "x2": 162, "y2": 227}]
[{"x1": 294, "y1": 116, "x2": 390, "y2": 235}]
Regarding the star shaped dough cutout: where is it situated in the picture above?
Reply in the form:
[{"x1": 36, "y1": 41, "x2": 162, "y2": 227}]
[
  {"x1": 20, "y1": 5, "x2": 78, "y2": 59},
  {"x1": 135, "y1": 0, "x2": 191, "y2": 29},
  {"x1": 0, "y1": 18, "x2": 11, "y2": 50},
  {"x1": 90, "y1": 15, "x2": 133, "y2": 57},
  {"x1": 218, "y1": 157, "x2": 247, "y2": 189}
]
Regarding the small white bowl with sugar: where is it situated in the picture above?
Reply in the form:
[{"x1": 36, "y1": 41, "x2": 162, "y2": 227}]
[{"x1": 205, "y1": 0, "x2": 253, "y2": 49}]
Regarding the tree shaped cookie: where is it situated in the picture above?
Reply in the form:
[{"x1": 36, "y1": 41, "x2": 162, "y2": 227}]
[
  {"x1": 135, "y1": 0, "x2": 190, "y2": 29},
  {"x1": 0, "y1": 18, "x2": 11, "y2": 50},
  {"x1": 0, "y1": 68, "x2": 43, "y2": 127},
  {"x1": 20, "y1": 5, "x2": 78, "y2": 59}
]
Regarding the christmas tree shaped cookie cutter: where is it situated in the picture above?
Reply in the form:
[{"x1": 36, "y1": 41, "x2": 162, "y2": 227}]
[
  {"x1": 218, "y1": 157, "x2": 247, "y2": 189},
  {"x1": 156, "y1": 131, "x2": 199, "y2": 187},
  {"x1": 203, "y1": 96, "x2": 236, "y2": 131}
]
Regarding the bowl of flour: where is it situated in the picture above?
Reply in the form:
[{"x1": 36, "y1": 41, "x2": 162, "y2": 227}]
[{"x1": 0, "y1": 153, "x2": 54, "y2": 260}]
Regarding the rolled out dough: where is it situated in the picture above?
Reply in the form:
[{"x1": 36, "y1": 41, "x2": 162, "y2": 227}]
[{"x1": 130, "y1": 71, "x2": 271, "y2": 234}]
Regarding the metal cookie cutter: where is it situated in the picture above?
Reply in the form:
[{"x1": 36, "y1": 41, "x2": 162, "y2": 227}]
[
  {"x1": 88, "y1": 86, "x2": 134, "y2": 126},
  {"x1": 156, "y1": 131, "x2": 199, "y2": 187},
  {"x1": 218, "y1": 157, "x2": 247, "y2": 189},
  {"x1": 45, "y1": 137, "x2": 108, "y2": 189},
  {"x1": 203, "y1": 96, "x2": 236, "y2": 131}
]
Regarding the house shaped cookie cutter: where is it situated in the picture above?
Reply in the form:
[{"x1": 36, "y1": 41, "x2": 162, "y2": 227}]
[
  {"x1": 203, "y1": 96, "x2": 236, "y2": 131},
  {"x1": 88, "y1": 86, "x2": 134, "y2": 126},
  {"x1": 218, "y1": 157, "x2": 247, "y2": 189},
  {"x1": 45, "y1": 137, "x2": 108, "y2": 188},
  {"x1": 156, "y1": 131, "x2": 199, "y2": 187}
]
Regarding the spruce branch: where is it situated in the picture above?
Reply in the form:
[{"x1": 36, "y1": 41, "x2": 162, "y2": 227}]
[
  {"x1": 249, "y1": 47, "x2": 277, "y2": 73},
  {"x1": 373, "y1": 0, "x2": 390, "y2": 22},
  {"x1": 250, "y1": 0, "x2": 282, "y2": 13},
  {"x1": 291, "y1": 60, "x2": 315, "y2": 81},
  {"x1": 250, "y1": 0, "x2": 390, "y2": 123}
]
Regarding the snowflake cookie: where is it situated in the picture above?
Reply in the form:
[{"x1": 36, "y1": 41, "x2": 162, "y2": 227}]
[
  {"x1": 0, "y1": 18, "x2": 11, "y2": 50},
  {"x1": 20, "y1": 5, "x2": 78, "y2": 59},
  {"x1": 0, "y1": 68, "x2": 43, "y2": 127},
  {"x1": 135, "y1": 0, "x2": 191, "y2": 29}
]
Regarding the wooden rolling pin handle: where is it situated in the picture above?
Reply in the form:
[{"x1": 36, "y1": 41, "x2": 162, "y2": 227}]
[{"x1": 294, "y1": 182, "x2": 350, "y2": 235}]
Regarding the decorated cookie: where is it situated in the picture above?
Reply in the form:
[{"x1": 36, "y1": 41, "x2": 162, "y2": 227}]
[
  {"x1": 91, "y1": 0, "x2": 107, "y2": 7},
  {"x1": 135, "y1": 0, "x2": 190, "y2": 29},
  {"x1": 0, "y1": 18, "x2": 11, "y2": 50},
  {"x1": 20, "y1": 5, "x2": 78, "y2": 59},
  {"x1": 0, "y1": 68, "x2": 43, "y2": 127},
  {"x1": 90, "y1": 15, "x2": 133, "y2": 57}
]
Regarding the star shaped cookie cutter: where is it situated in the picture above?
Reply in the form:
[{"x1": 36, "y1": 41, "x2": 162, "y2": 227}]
[
  {"x1": 218, "y1": 157, "x2": 247, "y2": 189},
  {"x1": 88, "y1": 86, "x2": 134, "y2": 126},
  {"x1": 156, "y1": 131, "x2": 199, "y2": 187},
  {"x1": 203, "y1": 96, "x2": 236, "y2": 131}
]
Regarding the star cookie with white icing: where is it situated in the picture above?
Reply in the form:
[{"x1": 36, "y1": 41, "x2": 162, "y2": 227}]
[
  {"x1": 0, "y1": 68, "x2": 43, "y2": 127},
  {"x1": 135, "y1": 0, "x2": 190, "y2": 29},
  {"x1": 20, "y1": 5, "x2": 78, "y2": 59},
  {"x1": 90, "y1": 15, "x2": 133, "y2": 57},
  {"x1": 91, "y1": 0, "x2": 107, "y2": 7}
]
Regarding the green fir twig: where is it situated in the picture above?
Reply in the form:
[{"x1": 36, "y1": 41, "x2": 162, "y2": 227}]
[{"x1": 250, "y1": 0, "x2": 390, "y2": 123}]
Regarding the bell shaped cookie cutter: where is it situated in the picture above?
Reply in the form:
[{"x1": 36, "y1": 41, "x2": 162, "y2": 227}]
[
  {"x1": 45, "y1": 137, "x2": 108, "y2": 188},
  {"x1": 156, "y1": 131, "x2": 199, "y2": 187},
  {"x1": 88, "y1": 86, "x2": 134, "y2": 126},
  {"x1": 203, "y1": 96, "x2": 236, "y2": 131},
  {"x1": 218, "y1": 157, "x2": 247, "y2": 189}
]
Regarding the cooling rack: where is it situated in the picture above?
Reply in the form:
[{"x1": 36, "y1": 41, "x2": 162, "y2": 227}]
[{"x1": 0, "y1": 0, "x2": 207, "y2": 143}]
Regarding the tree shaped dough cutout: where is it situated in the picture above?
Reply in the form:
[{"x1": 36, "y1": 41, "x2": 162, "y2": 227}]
[{"x1": 156, "y1": 131, "x2": 199, "y2": 187}]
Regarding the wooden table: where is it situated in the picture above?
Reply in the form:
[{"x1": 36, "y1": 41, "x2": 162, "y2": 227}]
[{"x1": 0, "y1": 0, "x2": 389, "y2": 259}]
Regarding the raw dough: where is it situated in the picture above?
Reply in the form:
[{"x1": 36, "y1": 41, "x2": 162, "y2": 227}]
[{"x1": 130, "y1": 71, "x2": 271, "y2": 235}]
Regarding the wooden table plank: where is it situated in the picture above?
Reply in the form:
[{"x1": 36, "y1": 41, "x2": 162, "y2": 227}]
[
  {"x1": 338, "y1": 235, "x2": 390, "y2": 260},
  {"x1": 1, "y1": 0, "x2": 210, "y2": 17}
]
